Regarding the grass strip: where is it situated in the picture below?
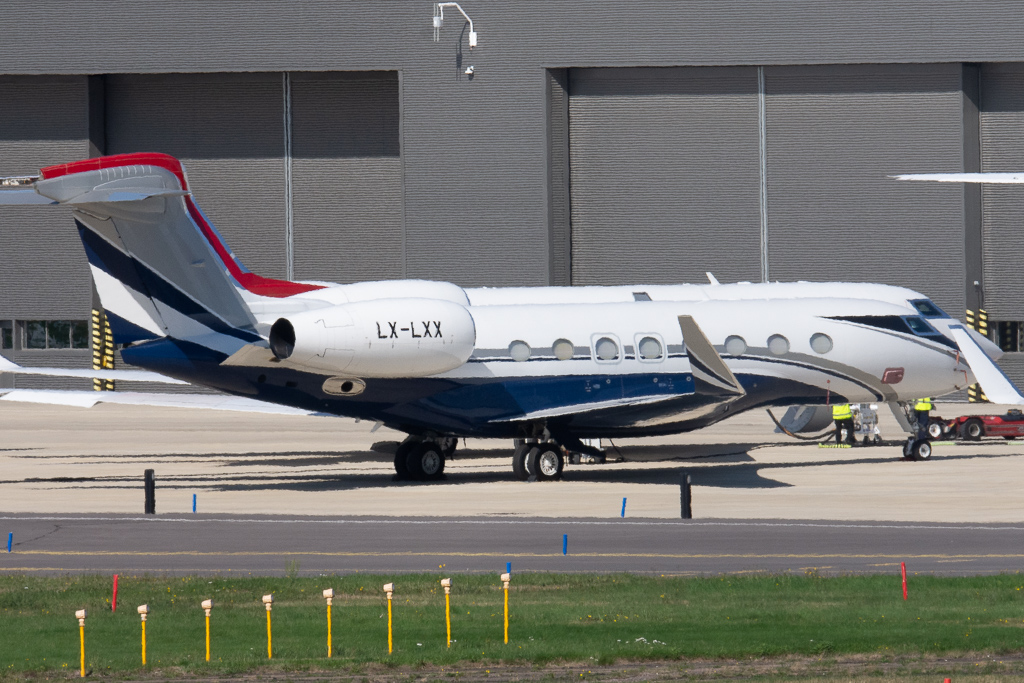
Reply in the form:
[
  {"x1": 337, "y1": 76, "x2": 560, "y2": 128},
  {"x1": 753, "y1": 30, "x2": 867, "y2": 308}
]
[{"x1": 2, "y1": 572, "x2": 1024, "y2": 677}]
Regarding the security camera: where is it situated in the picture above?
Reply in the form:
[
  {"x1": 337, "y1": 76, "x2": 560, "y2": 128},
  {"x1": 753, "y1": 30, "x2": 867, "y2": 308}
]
[
  {"x1": 75, "y1": 609, "x2": 87, "y2": 620},
  {"x1": 137, "y1": 604, "x2": 149, "y2": 616},
  {"x1": 322, "y1": 588, "x2": 334, "y2": 599},
  {"x1": 262, "y1": 594, "x2": 274, "y2": 609},
  {"x1": 464, "y1": 66, "x2": 475, "y2": 76},
  {"x1": 201, "y1": 599, "x2": 213, "y2": 610}
]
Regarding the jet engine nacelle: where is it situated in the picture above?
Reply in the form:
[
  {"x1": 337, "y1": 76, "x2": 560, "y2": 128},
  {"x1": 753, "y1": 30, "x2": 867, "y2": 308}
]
[{"x1": 269, "y1": 298, "x2": 476, "y2": 378}]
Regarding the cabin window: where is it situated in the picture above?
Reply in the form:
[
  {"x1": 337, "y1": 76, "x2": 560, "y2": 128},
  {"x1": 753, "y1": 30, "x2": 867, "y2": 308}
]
[
  {"x1": 724, "y1": 335, "x2": 746, "y2": 356},
  {"x1": 910, "y1": 299, "x2": 947, "y2": 318},
  {"x1": 767, "y1": 334, "x2": 790, "y2": 355},
  {"x1": 552, "y1": 339, "x2": 574, "y2": 360},
  {"x1": 509, "y1": 340, "x2": 531, "y2": 362},
  {"x1": 637, "y1": 335, "x2": 664, "y2": 361},
  {"x1": 594, "y1": 336, "x2": 619, "y2": 361},
  {"x1": 810, "y1": 333, "x2": 833, "y2": 354}
]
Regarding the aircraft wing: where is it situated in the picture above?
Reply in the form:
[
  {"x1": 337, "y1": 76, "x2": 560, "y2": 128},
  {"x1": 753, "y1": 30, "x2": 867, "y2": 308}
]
[
  {"x1": 949, "y1": 325, "x2": 1024, "y2": 405},
  {"x1": 0, "y1": 388, "x2": 319, "y2": 415},
  {"x1": 677, "y1": 315, "x2": 745, "y2": 397},
  {"x1": 0, "y1": 354, "x2": 188, "y2": 384},
  {"x1": 893, "y1": 173, "x2": 1024, "y2": 184}
]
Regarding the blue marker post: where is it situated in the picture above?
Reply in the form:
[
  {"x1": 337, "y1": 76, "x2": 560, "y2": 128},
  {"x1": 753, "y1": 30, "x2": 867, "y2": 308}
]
[
  {"x1": 506, "y1": 561, "x2": 511, "y2": 575},
  {"x1": 192, "y1": 494, "x2": 197, "y2": 514},
  {"x1": 621, "y1": 497, "x2": 627, "y2": 518},
  {"x1": 7, "y1": 532, "x2": 12, "y2": 553},
  {"x1": 562, "y1": 534, "x2": 568, "y2": 556}
]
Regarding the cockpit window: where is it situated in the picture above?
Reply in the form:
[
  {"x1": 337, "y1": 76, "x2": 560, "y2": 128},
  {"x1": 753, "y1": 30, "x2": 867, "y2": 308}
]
[
  {"x1": 904, "y1": 316, "x2": 936, "y2": 335},
  {"x1": 910, "y1": 299, "x2": 947, "y2": 318}
]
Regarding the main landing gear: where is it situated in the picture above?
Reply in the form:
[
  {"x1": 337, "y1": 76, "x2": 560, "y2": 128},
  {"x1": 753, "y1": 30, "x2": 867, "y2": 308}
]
[
  {"x1": 511, "y1": 441, "x2": 566, "y2": 481},
  {"x1": 393, "y1": 436, "x2": 457, "y2": 481}
]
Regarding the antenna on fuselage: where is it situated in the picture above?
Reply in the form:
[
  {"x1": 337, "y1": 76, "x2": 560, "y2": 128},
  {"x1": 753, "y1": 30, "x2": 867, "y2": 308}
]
[{"x1": 705, "y1": 272, "x2": 720, "y2": 286}]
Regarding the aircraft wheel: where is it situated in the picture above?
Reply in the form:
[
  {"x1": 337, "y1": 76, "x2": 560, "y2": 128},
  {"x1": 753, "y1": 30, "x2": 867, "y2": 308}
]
[
  {"x1": 926, "y1": 421, "x2": 944, "y2": 439},
  {"x1": 962, "y1": 418, "x2": 983, "y2": 441},
  {"x1": 511, "y1": 443, "x2": 532, "y2": 481},
  {"x1": 910, "y1": 439, "x2": 932, "y2": 461},
  {"x1": 394, "y1": 440, "x2": 414, "y2": 478},
  {"x1": 406, "y1": 442, "x2": 445, "y2": 481},
  {"x1": 527, "y1": 444, "x2": 564, "y2": 481}
]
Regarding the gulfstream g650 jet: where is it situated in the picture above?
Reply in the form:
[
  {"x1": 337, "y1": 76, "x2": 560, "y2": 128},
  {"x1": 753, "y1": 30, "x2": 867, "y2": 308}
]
[{"x1": 0, "y1": 153, "x2": 1010, "y2": 480}]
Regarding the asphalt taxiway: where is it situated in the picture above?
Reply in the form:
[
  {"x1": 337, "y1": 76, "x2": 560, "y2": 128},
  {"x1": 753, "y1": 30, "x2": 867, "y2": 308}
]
[
  {"x1": 2, "y1": 514, "x2": 1023, "y2": 576},
  {"x1": 2, "y1": 401, "x2": 1024, "y2": 576}
]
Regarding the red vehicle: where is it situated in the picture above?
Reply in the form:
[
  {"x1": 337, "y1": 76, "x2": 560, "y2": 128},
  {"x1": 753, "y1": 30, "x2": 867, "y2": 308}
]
[{"x1": 947, "y1": 409, "x2": 1024, "y2": 441}]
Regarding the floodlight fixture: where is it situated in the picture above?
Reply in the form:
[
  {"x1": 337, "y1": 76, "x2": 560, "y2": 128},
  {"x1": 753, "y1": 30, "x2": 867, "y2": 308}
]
[{"x1": 434, "y1": 2, "x2": 478, "y2": 48}]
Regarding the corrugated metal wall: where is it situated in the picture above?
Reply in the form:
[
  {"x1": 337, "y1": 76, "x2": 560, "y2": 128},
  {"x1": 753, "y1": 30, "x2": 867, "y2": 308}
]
[
  {"x1": 765, "y1": 64, "x2": 966, "y2": 315},
  {"x1": 105, "y1": 73, "x2": 288, "y2": 278},
  {"x1": 980, "y1": 63, "x2": 1024, "y2": 321},
  {"x1": 0, "y1": 76, "x2": 91, "y2": 320},
  {"x1": 291, "y1": 71, "x2": 402, "y2": 283},
  {"x1": 568, "y1": 67, "x2": 761, "y2": 285}
]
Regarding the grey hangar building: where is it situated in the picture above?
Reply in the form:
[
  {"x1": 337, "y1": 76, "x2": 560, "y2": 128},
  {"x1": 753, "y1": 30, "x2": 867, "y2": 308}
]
[{"x1": 2, "y1": 1, "x2": 1024, "y2": 390}]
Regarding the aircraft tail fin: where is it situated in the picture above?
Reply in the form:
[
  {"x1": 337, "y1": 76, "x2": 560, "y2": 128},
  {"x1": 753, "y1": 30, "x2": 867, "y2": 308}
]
[{"x1": 5, "y1": 154, "x2": 325, "y2": 357}]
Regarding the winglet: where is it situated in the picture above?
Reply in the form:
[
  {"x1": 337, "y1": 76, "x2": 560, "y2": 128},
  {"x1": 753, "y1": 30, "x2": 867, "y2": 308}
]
[
  {"x1": 678, "y1": 315, "x2": 744, "y2": 396},
  {"x1": 949, "y1": 325, "x2": 1024, "y2": 405}
]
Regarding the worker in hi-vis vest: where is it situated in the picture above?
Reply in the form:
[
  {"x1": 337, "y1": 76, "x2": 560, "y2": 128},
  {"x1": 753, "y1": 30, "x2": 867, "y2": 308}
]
[
  {"x1": 914, "y1": 397, "x2": 933, "y2": 438},
  {"x1": 832, "y1": 403, "x2": 855, "y2": 445}
]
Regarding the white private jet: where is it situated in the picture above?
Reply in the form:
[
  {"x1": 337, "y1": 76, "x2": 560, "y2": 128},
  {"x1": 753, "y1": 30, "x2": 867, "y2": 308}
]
[{"x1": 0, "y1": 153, "x2": 1013, "y2": 479}]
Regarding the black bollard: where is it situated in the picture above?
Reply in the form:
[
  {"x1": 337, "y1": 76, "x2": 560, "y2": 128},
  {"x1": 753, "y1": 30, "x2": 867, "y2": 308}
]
[
  {"x1": 680, "y1": 471, "x2": 692, "y2": 519},
  {"x1": 144, "y1": 469, "x2": 155, "y2": 515}
]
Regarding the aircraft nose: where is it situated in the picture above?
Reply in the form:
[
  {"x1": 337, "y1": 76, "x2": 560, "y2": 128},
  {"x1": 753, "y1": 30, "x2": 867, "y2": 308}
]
[{"x1": 967, "y1": 327, "x2": 1004, "y2": 361}]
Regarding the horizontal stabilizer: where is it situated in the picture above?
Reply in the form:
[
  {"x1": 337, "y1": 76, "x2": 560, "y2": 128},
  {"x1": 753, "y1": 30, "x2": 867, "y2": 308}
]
[
  {"x1": 0, "y1": 354, "x2": 187, "y2": 384},
  {"x1": 949, "y1": 325, "x2": 1024, "y2": 405},
  {"x1": 677, "y1": 315, "x2": 745, "y2": 396},
  {"x1": 0, "y1": 189, "x2": 57, "y2": 205},
  {"x1": 892, "y1": 173, "x2": 1024, "y2": 184},
  {"x1": 0, "y1": 388, "x2": 319, "y2": 415}
]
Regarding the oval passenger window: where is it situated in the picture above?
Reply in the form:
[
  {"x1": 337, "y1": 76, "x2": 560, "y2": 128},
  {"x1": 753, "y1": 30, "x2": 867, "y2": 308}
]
[
  {"x1": 638, "y1": 336, "x2": 663, "y2": 360},
  {"x1": 810, "y1": 333, "x2": 833, "y2": 354},
  {"x1": 595, "y1": 337, "x2": 619, "y2": 361},
  {"x1": 552, "y1": 339, "x2": 574, "y2": 360},
  {"x1": 509, "y1": 340, "x2": 531, "y2": 362},
  {"x1": 724, "y1": 335, "x2": 747, "y2": 356},
  {"x1": 767, "y1": 334, "x2": 790, "y2": 355}
]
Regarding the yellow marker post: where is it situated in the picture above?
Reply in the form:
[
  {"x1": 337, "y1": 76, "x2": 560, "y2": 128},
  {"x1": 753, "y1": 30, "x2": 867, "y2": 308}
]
[
  {"x1": 137, "y1": 605, "x2": 149, "y2": 665},
  {"x1": 75, "y1": 609, "x2": 87, "y2": 678},
  {"x1": 500, "y1": 572, "x2": 511, "y2": 644},
  {"x1": 440, "y1": 578, "x2": 452, "y2": 647},
  {"x1": 322, "y1": 589, "x2": 334, "y2": 658},
  {"x1": 262, "y1": 594, "x2": 274, "y2": 659},
  {"x1": 383, "y1": 583, "x2": 394, "y2": 654},
  {"x1": 201, "y1": 599, "x2": 213, "y2": 661}
]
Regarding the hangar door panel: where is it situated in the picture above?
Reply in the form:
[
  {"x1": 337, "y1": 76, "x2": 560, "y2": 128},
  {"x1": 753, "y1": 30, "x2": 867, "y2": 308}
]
[
  {"x1": 291, "y1": 72, "x2": 402, "y2": 283},
  {"x1": 765, "y1": 64, "x2": 965, "y2": 314},
  {"x1": 980, "y1": 63, "x2": 1024, "y2": 321},
  {"x1": 568, "y1": 67, "x2": 761, "y2": 285},
  {"x1": 106, "y1": 73, "x2": 287, "y2": 279},
  {"x1": 0, "y1": 76, "x2": 91, "y2": 319}
]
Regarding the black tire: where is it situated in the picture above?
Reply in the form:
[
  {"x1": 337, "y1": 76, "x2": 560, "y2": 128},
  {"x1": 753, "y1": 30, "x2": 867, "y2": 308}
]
[
  {"x1": 406, "y1": 442, "x2": 445, "y2": 481},
  {"x1": 962, "y1": 418, "x2": 984, "y2": 441},
  {"x1": 1004, "y1": 435, "x2": 1017, "y2": 441},
  {"x1": 511, "y1": 443, "x2": 532, "y2": 481},
  {"x1": 527, "y1": 445, "x2": 564, "y2": 481},
  {"x1": 394, "y1": 440, "x2": 414, "y2": 478},
  {"x1": 926, "y1": 421, "x2": 943, "y2": 439},
  {"x1": 911, "y1": 439, "x2": 932, "y2": 461}
]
